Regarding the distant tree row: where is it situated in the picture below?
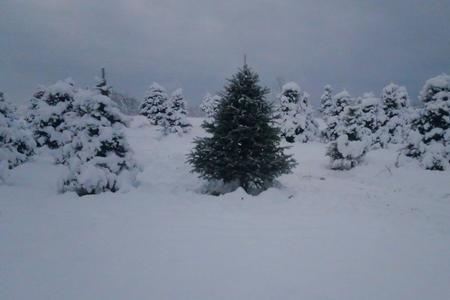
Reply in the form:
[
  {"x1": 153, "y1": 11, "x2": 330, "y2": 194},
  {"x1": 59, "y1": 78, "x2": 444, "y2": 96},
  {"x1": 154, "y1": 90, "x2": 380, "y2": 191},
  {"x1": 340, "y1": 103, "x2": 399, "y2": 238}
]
[{"x1": 1, "y1": 67, "x2": 448, "y2": 196}]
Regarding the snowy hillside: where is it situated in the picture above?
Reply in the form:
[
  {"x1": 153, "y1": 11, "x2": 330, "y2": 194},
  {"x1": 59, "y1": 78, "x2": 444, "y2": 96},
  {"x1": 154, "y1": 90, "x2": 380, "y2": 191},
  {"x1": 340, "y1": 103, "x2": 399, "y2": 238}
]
[{"x1": 1, "y1": 117, "x2": 450, "y2": 300}]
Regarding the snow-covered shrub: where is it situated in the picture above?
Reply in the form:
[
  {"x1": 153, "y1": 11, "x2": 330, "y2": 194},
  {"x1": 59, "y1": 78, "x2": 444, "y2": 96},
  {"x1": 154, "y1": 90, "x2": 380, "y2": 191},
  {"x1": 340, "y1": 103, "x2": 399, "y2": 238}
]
[
  {"x1": 320, "y1": 84, "x2": 334, "y2": 118},
  {"x1": 58, "y1": 89, "x2": 140, "y2": 196},
  {"x1": 326, "y1": 105, "x2": 370, "y2": 170},
  {"x1": 0, "y1": 92, "x2": 36, "y2": 169},
  {"x1": 200, "y1": 93, "x2": 221, "y2": 120},
  {"x1": 161, "y1": 88, "x2": 191, "y2": 135},
  {"x1": 278, "y1": 82, "x2": 319, "y2": 143},
  {"x1": 28, "y1": 79, "x2": 76, "y2": 149},
  {"x1": 140, "y1": 83, "x2": 168, "y2": 125},
  {"x1": 359, "y1": 93, "x2": 385, "y2": 148},
  {"x1": 402, "y1": 75, "x2": 450, "y2": 170},
  {"x1": 419, "y1": 74, "x2": 450, "y2": 103},
  {"x1": 322, "y1": 90, "x2": 352, "y2": 142},
  {"x1": 379, "y1": 83, "x2": 411, "y2": 144}
]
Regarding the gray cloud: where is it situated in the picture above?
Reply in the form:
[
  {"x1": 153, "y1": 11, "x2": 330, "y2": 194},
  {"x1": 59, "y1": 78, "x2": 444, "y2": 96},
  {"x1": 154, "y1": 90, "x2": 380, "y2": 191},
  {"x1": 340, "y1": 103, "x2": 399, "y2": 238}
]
[{"x1": 1, "y1": 0, "x2": 449, "y2": 108}]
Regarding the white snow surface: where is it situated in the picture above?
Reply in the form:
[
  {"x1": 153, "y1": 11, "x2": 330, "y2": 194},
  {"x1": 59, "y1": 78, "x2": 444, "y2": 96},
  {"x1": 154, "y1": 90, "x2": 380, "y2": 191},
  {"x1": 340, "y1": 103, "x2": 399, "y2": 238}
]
[{"x1": 1, "y1": 117, "x2": 450, "y2": 300}]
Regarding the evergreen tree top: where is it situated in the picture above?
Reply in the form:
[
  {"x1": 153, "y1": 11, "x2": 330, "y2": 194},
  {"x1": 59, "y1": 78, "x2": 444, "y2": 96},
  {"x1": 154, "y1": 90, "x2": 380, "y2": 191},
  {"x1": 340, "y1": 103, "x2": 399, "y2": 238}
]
[{"x1": 222, "y1": 64, "x2": 270, "y2": 102}]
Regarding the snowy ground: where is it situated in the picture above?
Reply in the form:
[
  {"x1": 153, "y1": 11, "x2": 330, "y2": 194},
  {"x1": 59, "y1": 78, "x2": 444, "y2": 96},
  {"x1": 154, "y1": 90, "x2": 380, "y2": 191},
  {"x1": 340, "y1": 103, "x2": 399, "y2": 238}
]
[{"x1": 1, "y1": 117, "x2": 450, "y2": 300}]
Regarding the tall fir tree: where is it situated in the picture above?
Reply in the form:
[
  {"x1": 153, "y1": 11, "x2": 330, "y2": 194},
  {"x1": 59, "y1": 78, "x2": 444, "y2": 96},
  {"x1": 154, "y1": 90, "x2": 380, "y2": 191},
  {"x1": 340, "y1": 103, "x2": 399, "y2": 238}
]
[
  {"x1": 380, "y1": 83, "x2": 411, "y2": 144},
  {"x1": 188, "y1": 64, "x2": 296, "y2": 194},
  {"x1": 320, "y1": 84, "x2": 334, "y2": 117},
  {"x1": 278, "y1": 82, "x2": 318, "y2": 143},
  {"x1": 402, "y1": 74, "x2": 450, "y2": 170},
  {"x1": 140, "y1": 82, "x2": 169, "y2": 125}
]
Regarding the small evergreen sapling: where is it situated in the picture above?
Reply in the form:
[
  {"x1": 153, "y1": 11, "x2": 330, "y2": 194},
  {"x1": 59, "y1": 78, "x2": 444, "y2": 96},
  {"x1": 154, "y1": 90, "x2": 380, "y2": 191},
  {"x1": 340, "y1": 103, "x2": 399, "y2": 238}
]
[
  {"x1": 380, "y1": 83, "x2": 411, "y2": 144},
  {"x1": 320, "y1": 84, "x2": 334, "y2": 118},
  {"x1": 200, "y1": 93, "x2": 222, "y2": 120},
  {"x1": 278, "y1": 82, "x2": 318, "y2": 143},
  {"x1": 140, "y1": 83, "x2": 169, "y2": 125},
  {"x1": 188, "y1": 64, "x2": 296, "y2": 194},
  {"x1": 359, "y1": 93, "x2": 384, "y2": 148},
  {"x1": 59, "y1": 89, "x2": 140, "y2": 196},
  {"x1": 0, "y1": 92, "x2": 36, "y2": 170},
  {"x1": 28, "y1": 79, "x2": 76, "y2": 149},
  {"x1": 162, "y1": 88, "x2": 191, "y2": 135},
  {"x1": 322, "y1": 90, "x2": 352, "y2": 142},
  {"x1": 402, "y1": 74, "x2": 450, "y2": 170},
  {"x1": 326, "y1": 105, "x2": 370, "y2": 170}
]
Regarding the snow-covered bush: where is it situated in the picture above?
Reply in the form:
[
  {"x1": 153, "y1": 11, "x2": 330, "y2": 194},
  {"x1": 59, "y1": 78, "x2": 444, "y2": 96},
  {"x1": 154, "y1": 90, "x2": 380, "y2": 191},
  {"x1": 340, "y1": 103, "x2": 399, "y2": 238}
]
[
  {"x1": 359, "y1": 93, "x2": 385, "y2": 148},
  {"x1": 200, "y1": 93, "x2": 221, "y2": 120},
  {"x1": 278, "y1": 82, "x2": 319, "y2": 143},
  {"x1": 320, "y1": 84, "x2": 334, "y2": 118},
  {"x1": 326, "y1": 105, "x2": 370, "y2": 170},
  {"x1": 379, "y1": 83, "x2": 411, "y2": 144},
  {"x1": 58, "y1": 89, "x2": 140, "y2": 196},
  {"x1": 402, "y1": 74, "x2": 450, "y2": 170},
  {"x1": 0, "y1": 92, "x2": 36, "y2": 169},
  {"x1": 161, "y1": 88, "x2": 191, "y2": 135},
  {"x1": 140, "y1": 83, "x2": 168, "y2": 125},
  {"x1": 322, "y1": 90, "x2": 352, "y2": 142},
  {"x1": 27, "y1": 79, "x2": 76, "y2": 149}
]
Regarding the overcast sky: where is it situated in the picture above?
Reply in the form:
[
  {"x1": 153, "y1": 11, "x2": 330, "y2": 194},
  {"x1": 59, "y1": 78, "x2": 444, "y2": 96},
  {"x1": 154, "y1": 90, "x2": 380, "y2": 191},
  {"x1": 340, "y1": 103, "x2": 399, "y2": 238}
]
[{"x1": 1, "y1": 0, "x2": 449, "y2": 108}]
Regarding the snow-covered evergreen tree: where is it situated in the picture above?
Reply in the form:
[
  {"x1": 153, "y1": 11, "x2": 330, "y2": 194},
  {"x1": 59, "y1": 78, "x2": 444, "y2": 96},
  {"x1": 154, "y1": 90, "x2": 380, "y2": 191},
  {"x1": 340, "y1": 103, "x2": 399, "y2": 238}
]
[
  {"x1": 140, "y1": 83, "x2": 168, "y2": 125},
  {"x1": 402, "y1": 74, "x2": 450, "y2": 170},
  {"x1": 94, "y1": 76, "x2": 112, "y2": 97},
  {"x1": 322, "y1": 90, "x2": 352, "y2": 142},
  {"x1": 380, "y1": 83, "x2": 410, "y2": 144},
  {"x1": 320, "y1": 84, "x2": 334, "y2": 117},
  {"x1": 0, "y1": 92, "x2": 36, "y2": 170},
  {"x1": 200, "y1": 93, "x2": 222, "y2": 119},
  {"x1": 359, "y1": 93, "x2": 384, "y2": 148},
  {"x1": 326, "y1": 105, "x2": 370, "y2": 170},
  {"x1": 28, "y1": 79, "x2": 76, "y2": 149},
  {"x1": 188, "y1": 64, "x2": 296, "y2": 194},
  {"x1": 162, "y1": 88, "x2": 191, "y2": 135},
  {"x1": 278, "y1": 82, "x2": 319, "y2": 143},
  {"x1": 58, "y1": 89, "x2": 140, "y2": 196}
]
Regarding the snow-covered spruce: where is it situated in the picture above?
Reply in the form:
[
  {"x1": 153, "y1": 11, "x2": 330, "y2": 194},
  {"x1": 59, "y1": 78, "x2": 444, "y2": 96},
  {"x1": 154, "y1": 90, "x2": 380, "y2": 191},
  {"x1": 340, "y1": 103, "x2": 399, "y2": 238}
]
[
  {"x1": 379, "y1": 83, "x2": 411, "y2": 144},
  {"x1": 188, "y1": 64, "x2": 296, "y2": 195},
  {"x1": 322, "y1": 90, "x2": 352, "y2": 142},
  {"x1": 0, "y1": 92, "x2": 36, "y2": 171},
  {"x1": 58, "y1": 89, "x2": 140, "y2": 196},
  {"x1": 402, "y1": 74, "x2": 450, "y2": 170},
  {"x1": 326, "y1": 105, "x2": 370, "y2": 170},
  {"x1": 27, "y1": 79, "x2": 76, "y2": 150},
  {"x1": 161, "y1": 88, "x2": 191, "y2": 135},
  {"x1": 200, "y1": 93, "x2": 222, "y2": 120},
  {"x1": 320, "y1": 84, "x2": 334, "y2": 118},
  {"x1": 278, "y1": 82, "x2": 319, "y2": 143},
  {"x1": 358, "y1": 93, "x2": 385, "y2": 148},
  {"x1": 140, "y1": 83, "x2": 169, "y2": 125}
]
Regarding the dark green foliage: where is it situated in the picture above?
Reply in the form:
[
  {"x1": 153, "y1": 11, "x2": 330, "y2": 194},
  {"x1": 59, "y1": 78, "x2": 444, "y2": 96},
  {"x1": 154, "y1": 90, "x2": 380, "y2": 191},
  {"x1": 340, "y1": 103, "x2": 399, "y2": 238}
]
[{"x1": 188, "y1": 65, "x2": 297, "y2": 194}]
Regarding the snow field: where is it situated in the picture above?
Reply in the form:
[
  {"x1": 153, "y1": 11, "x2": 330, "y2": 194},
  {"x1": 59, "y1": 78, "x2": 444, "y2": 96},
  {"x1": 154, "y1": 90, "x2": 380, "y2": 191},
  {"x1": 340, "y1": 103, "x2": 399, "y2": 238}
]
[{"x1": 1, "y1": 117, "x2": 449, "y2": 300}]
